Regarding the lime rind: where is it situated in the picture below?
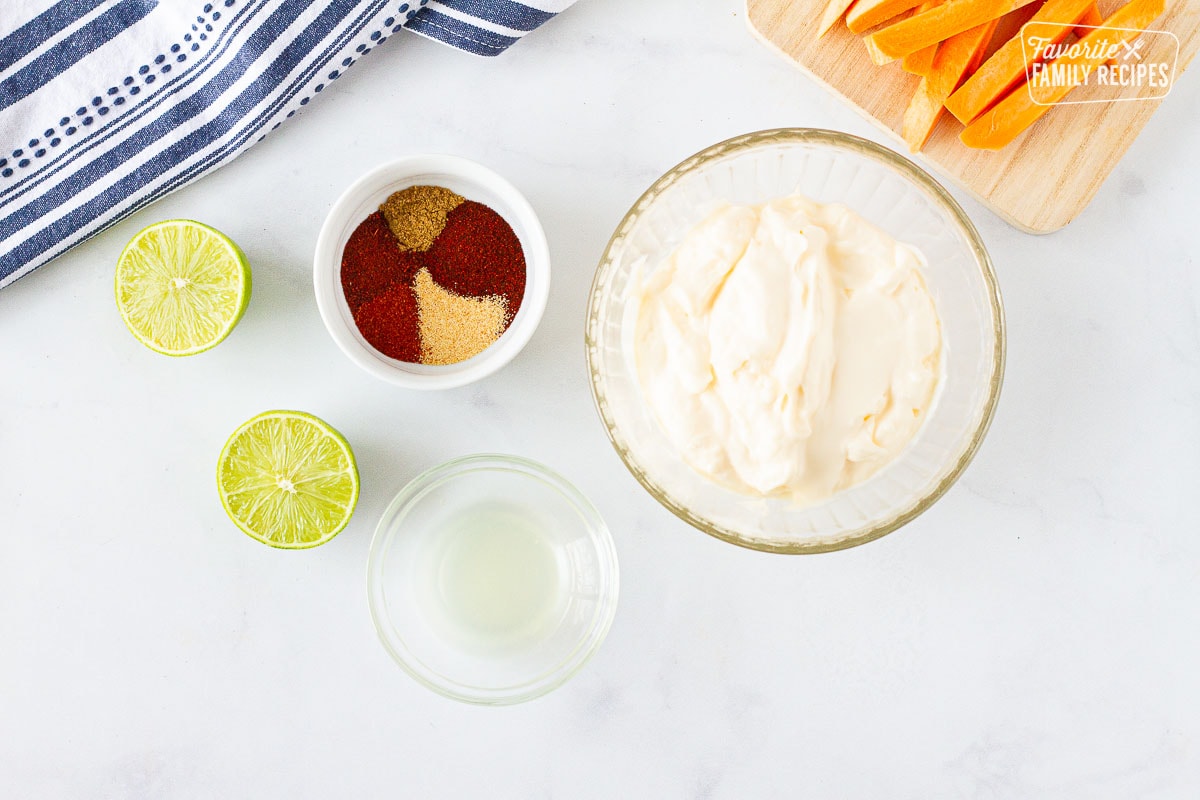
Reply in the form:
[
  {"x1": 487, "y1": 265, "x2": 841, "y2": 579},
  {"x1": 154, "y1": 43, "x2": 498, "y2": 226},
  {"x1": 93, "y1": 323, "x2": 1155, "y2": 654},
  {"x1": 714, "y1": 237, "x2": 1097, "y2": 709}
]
[
  {"x1": 115, "y1": 219, "x2": 251, "y2": 356},
  {"x1": 217, "y1": 411, "x2": 360, "y2": 549}
]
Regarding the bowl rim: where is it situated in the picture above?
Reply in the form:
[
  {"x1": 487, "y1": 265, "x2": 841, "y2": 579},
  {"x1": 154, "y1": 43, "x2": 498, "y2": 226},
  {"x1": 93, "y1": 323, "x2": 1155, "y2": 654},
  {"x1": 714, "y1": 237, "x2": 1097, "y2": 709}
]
[
  {"x1": 584, "y1": 127, "x2": 1006, "y2": 555},
  {"x1": 365, "y1": 453, "x2": 620, "y2": 705},
  {"x1": 313, "y1": 154, "x2": 550, "y2": 390}
]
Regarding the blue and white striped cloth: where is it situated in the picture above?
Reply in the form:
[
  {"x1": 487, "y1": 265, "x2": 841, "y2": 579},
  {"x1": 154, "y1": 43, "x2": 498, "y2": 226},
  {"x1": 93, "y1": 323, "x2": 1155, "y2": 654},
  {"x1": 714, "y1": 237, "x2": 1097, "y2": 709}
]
[{"x1": 0, "y1": 0, "x2": 572, "y2": 288}]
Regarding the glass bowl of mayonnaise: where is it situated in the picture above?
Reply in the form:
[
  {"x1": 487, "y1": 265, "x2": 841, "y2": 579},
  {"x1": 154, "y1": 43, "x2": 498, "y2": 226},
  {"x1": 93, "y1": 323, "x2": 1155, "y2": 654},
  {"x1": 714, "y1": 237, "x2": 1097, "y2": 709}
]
[{"x1": 586, "y1": 128, "x2": 1004, "y2": 553}]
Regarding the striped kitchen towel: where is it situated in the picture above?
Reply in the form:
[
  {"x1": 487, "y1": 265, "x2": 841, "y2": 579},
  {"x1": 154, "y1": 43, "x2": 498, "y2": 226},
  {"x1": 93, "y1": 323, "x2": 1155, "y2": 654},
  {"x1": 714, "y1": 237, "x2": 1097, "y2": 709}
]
[{"x1": 0, "y1": 0, "x2": 573, "y2": 288}]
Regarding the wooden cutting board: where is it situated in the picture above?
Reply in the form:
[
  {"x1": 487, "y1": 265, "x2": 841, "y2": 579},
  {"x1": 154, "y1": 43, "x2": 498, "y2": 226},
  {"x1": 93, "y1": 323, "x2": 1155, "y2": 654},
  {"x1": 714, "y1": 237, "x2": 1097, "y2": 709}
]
[{"x1": 746, "y1": 0, "x2": 1199, "y2": 232}]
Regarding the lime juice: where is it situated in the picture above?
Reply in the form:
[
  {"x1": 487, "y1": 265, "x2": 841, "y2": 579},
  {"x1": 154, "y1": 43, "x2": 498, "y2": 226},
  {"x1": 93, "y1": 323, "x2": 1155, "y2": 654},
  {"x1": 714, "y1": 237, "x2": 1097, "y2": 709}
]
[{"x1": 416, "y1": 501, "x2": 568, "y2": 656}]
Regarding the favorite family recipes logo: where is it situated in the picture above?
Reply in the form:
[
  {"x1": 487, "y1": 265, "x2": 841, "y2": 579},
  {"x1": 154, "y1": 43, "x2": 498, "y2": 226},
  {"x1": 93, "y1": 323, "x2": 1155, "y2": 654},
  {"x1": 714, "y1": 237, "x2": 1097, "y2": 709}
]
[{"x1": 1020, "y1": 21, "x2": 1179, "y2": 105}]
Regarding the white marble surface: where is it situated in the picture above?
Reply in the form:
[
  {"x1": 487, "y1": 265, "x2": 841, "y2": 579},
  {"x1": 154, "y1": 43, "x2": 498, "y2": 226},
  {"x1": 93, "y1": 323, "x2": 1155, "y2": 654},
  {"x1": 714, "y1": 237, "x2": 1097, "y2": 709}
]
[{"x1": 2, "y1": 1, "x2": 1199, "y2": 796}]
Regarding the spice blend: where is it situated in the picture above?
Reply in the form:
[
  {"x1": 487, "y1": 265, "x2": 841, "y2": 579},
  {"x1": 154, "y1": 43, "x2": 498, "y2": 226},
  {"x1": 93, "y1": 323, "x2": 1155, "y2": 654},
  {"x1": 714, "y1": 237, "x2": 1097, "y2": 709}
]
[{"x1": 340, "y1": 185, "x2": 526, "y2": 365}]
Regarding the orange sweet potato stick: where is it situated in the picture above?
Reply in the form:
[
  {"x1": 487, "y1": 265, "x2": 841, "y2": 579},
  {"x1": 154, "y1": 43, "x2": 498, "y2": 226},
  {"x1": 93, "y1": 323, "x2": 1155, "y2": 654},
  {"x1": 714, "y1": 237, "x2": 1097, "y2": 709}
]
[
  {"x1": 865, "y1": 34, "x2": 899, "y2": 63},
  {"x1": 902, "y1": 1, "x2": 945, "y2": 74},
  {"x1": 983, "y1": 0, "x2": 1046, "y2": 61},
  {"x1": 1076, "y1": 1, "x2": 1104, "y2": 35},
  {"x1": 944, "y1": 0, "x2": 1096, "y2": 123},
  {"x1": 866, "y1": 0, "x2": 1042, "y2": 59},
  {"x1": 819, "y1": 0, "x2": 860, "y2": 37},
  {"x1": 960, "y1": 0, "x2": 1166, "y2": 149},
  {"x1": 903, "y1": 42, "x2": 941, "y2": 73},
  {"x1": 847, "y1": 0, "x2": 927, "y2": 33},
  {"x1": 902, "y1": 18, "x2": 999, "y2": 150},
  {"x1": 1074, "y1": 3, "x2": 1122, "y2": 63}
]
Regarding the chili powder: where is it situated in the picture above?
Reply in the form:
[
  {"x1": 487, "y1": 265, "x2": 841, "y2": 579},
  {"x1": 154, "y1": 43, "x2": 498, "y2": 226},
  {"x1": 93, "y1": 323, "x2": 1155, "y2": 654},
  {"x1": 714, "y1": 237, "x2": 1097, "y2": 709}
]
[
  {"x1": 339, "y1": 186, "x2": 527, "y2": 366},
  {"x1": 353, "y1": 282, "x2": 421, "y2": 363},
  {"x1": 340, "y1": 211, "x2": 423, "y2": 312},
  {"x1": 426, "y1": 200, "x2": 526, "y2": 318}
]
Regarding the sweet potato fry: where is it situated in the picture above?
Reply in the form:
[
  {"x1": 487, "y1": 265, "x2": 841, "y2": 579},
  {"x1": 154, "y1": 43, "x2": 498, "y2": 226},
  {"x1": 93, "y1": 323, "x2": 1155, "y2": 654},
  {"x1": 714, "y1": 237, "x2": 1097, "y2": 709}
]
[
  {"x1": 945, "y1": 0, "x2": 1095, "y2": 123},
  {"x1": 865, "y1": 34, "x2": 899, "y2": 63},
  {"x1": 1076, "y1": 1, "x2": 1104, "y2": 35},
  {"x1": 847, "y1": 0, "x2": 927, "y2": 33},
  {"x1": 902, "y1": 19, "x2": 999, "y2": 149},
  {"x1": 959, "y1": 0, "x2": 1166, "y2": 149},
  {"x1": 819, "y1": 0, "x2": 860, "y2": 37},
  {"x1": 866, "y1": 0, "x2": 1041, "y2": 60},
  {"x1": 901, "y1": 1, "x2": 945, "y2": 74},
  {"x1": 902, "y1": 43, "x2": 941, "y2": 73}
]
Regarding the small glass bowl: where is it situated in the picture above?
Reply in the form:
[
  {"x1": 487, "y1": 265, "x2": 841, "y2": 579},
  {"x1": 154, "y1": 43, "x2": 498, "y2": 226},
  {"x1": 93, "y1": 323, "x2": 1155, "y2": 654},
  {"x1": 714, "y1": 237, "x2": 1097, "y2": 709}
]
[
  {"x1": 366, "y1": 454, "x2": 619, "y2": 705},
  {"x1": 586, "y1": 129, "x2": 1005, "y2": 554},
  {"x1": 313, "y1": 155, "x2": 550, "y2": 390}
]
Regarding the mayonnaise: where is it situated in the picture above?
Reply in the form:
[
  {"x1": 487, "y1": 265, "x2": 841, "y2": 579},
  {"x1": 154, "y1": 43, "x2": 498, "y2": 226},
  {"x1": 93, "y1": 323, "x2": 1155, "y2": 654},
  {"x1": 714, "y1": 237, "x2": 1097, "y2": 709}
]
[{"x1": 631, "y1": 194, "x2": 942, "y2": 505}]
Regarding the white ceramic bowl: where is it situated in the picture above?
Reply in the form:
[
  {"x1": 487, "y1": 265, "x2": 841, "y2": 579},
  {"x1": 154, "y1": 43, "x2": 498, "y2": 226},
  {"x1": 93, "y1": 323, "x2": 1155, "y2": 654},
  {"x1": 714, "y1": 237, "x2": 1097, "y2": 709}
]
[
  {"x1": 586, "y1": 129, "x2": 1005, "y2": 554},
  {"x1": 314, "y1": 155, "x2": 550, "y2": 389}
]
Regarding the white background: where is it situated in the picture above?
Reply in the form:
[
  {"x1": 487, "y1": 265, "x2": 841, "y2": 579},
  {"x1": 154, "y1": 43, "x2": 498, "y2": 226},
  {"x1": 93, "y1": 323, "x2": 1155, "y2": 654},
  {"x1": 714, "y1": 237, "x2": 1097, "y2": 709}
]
[{"x1": 3, "y1": 1, "x2": 1199, "y2": 797}]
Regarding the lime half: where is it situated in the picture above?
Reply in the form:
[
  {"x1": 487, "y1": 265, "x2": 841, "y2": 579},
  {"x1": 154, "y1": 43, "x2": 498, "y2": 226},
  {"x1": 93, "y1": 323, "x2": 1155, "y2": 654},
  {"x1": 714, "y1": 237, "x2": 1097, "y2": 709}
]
[
  {"x1": 217, "y1": 411, "x2": 359, "y2": 549},
  {"x1": 115, "y1": 219, "x2": 251, "y2": 356}
]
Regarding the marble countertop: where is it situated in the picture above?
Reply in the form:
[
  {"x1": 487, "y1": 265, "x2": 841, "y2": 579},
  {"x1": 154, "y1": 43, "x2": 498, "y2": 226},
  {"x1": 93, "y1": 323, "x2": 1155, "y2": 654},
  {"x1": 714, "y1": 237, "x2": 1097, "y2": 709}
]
[{"x1": 2, "y1": 1, "x2": 1198, "y2": 796}]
